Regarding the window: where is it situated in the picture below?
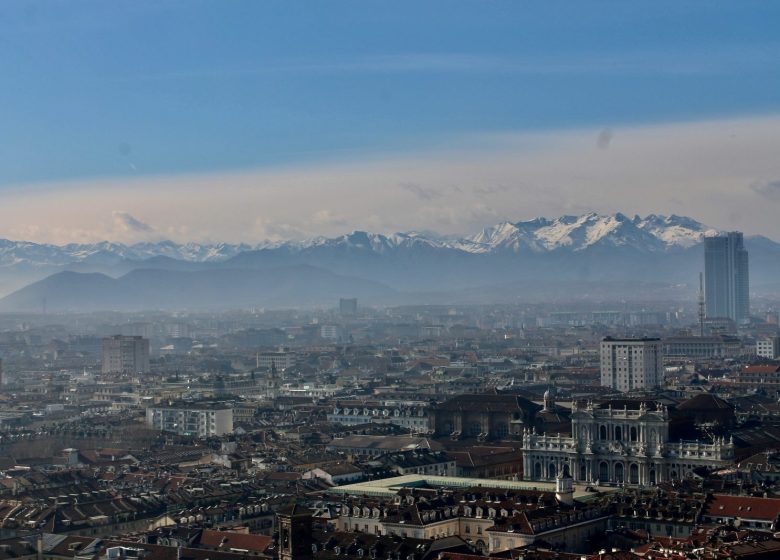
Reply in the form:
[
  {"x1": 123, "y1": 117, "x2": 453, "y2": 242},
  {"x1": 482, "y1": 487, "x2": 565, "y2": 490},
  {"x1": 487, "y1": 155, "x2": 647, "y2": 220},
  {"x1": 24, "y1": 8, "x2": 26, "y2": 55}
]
[
  {"x1": 614, "y1": 462, "x2": 624, "y2": 483},
  {"x1": 629, "y1": 463, "x2": 639, "y2": 484}
]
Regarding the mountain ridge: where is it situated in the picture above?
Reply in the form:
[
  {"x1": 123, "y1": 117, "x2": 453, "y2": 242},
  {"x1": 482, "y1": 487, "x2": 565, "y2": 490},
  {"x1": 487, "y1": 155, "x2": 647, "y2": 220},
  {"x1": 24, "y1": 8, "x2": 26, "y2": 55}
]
[
  {"x1": 1, "y1": 213, "x2": 778, "y2": 311},
  {"x1": 0, "y1": 213, "x2": 730, "y2": 267}
]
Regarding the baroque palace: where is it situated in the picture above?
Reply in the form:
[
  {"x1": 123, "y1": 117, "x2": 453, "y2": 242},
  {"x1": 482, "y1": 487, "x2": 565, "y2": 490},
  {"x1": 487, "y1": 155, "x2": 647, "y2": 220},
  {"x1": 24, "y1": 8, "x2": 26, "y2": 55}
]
[{"x1": 522, "y1": 398, "x2": 734, "y2": 486}]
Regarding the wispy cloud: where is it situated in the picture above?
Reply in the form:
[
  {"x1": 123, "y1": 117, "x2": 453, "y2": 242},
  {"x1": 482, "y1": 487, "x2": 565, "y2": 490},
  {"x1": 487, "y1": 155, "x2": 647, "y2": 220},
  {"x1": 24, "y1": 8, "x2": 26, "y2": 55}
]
[
  {"x1": 112, "y1": 211, "x2": 155, "y2": 235},
  {"x1": 750, "y1": 179, "x2": 780, "y2": 199},
  {"x1": 2, "y1": 114, "x2": 780, "y2": 244},
  {"x1": 399, "y1": 182, "x2": 443, "y2": 201},
  {"x1": 473, "y1": 184, "x2": 512, "y2": 196},
  {"x1": 122, "y1": 45, "x2": 780, "y2": 83}
]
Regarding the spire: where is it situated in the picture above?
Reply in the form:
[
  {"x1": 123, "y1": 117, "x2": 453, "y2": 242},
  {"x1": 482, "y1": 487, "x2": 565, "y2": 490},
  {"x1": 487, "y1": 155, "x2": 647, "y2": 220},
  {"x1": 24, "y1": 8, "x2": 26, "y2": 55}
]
[{"x1": 543, "y1": 385, "x2": 556, "y2": 411}]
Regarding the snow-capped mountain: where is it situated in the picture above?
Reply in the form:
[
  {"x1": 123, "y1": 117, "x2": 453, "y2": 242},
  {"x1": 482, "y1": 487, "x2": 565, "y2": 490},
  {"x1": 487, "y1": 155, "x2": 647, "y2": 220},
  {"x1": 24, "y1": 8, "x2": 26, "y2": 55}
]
[
  {"x1": 0, "y1": 213, "x2": 720, "y2": 268},
  {"x1": 2, "y1": 213, "x2": 779, "y2": 310},
  {"x1": 0, "y1": 239, "x2": 251, "y2": 267},
  {"x1": 458, "y1": 213, "x2": 716, "y2": 254}
]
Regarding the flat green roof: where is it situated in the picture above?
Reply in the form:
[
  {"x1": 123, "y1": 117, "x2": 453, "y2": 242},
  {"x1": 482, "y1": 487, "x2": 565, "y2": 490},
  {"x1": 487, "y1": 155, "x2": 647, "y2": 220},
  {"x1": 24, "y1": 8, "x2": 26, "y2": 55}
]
[{"x1": 326, "y1": 474, "x2": 618, "y2": 501}]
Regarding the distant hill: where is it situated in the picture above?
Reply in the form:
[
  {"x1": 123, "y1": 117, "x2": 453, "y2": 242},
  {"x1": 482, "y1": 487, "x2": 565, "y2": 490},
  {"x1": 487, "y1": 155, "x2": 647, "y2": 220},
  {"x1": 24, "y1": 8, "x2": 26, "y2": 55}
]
[{"x1": 0, "y1": 266, "x2": 395, "y2": 312}]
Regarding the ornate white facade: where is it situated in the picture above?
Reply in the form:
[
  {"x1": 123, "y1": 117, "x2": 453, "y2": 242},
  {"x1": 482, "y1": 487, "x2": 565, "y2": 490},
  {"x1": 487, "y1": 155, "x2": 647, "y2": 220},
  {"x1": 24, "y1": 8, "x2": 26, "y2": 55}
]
[
  {"x1": 328, "y1": 404, "x2": 429, "y2": 432},
  {"x1": 522, "y1": 400, "x2": 734, "y2": 486}
]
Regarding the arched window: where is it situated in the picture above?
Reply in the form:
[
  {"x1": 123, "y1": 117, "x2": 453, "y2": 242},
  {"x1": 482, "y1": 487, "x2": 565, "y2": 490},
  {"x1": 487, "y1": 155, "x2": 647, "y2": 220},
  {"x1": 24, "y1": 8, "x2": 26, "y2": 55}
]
[
  {"x1": 599, "y1": 425, "x2": 607, "y2": 440},
  {"x1": 629, "y1": 463, "x2": 639, "y2": 484},
  {"x1": 649, "y1": 469, "x2": 656, "y2": 484},
  {"x1": 579, "y1": 464, "x2": 587, "y2": 481},
  {"x1": 630, "y1": 427, "x2": 638, "y2": 441},
  {"x1": 534, "y1": 462, "x2": 542, "y2": 480},
  {"x1": 469, "y1": 422, "x2": 482, "y2": 436},
  {"x1": 494, "y1": 423, "x2": 509, "y2": 439},
  {"x1": 548, "y1": 463, "x2": 557, "y2": 479},
  {"x1": 614, "y1": 426, "x2": 622, "y2": 441},
  {"x1": 599, "y1": 462, "x2": 609, "y2": 481},
  {"x1": 614, "y1": 462, "x2": 624, "y2": 483}
]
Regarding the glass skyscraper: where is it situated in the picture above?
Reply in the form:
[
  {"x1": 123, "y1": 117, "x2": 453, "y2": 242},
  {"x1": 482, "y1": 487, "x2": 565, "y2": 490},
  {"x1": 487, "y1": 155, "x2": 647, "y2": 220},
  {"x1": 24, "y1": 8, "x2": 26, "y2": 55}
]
[{"x1": 704, "y1": 231, "x2": 750, "y2": 324}]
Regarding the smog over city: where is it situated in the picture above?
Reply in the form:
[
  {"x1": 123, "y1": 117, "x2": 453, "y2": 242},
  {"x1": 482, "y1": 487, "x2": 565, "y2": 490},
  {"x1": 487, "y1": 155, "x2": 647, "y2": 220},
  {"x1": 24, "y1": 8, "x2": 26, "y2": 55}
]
[{"x1": 0, "y1": 3, "x2": 779, "y2": 560}]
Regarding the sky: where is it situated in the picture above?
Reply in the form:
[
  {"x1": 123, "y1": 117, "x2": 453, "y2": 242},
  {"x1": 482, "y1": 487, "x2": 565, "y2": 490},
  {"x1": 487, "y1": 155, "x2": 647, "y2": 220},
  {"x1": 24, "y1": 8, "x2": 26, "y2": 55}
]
[{"x1": 1, "y1": 1, "x2": 780, "y2": 244}]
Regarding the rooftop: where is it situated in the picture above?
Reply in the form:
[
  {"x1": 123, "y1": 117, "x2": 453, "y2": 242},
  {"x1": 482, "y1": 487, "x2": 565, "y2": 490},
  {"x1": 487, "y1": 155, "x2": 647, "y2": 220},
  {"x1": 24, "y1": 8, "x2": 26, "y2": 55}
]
[{"x1": 326, "y1": 474, "x2": 619, "y2": 501}]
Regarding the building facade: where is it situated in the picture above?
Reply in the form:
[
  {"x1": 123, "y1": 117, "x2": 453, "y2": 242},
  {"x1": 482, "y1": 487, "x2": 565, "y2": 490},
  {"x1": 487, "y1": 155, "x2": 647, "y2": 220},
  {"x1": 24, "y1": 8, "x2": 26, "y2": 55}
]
[
  {"x1": 522, "y1": 400, "x2": 734, "y2": 486},
  {"x1": 430, "y1": 394, "x2": 540, "y2": 441},
  {"x1": 146, "y1": 402, "x2": 234, "y2": 436},
  {"x1": 328, "y1": 402, "x2": 429, "y2": 431},
  {"x1": 339, "y1": 298, "x2": 358, "y2": 315},
  {"x1": 705, "y1": 231, "x2": 750, "y2": 324},
  {"x1": 256, "y1": 351, "x2": 296, "y2": 370},
  {"x1": 101, "y1": 335, "x2": 150, "y2": 374},
  {"x1": 757, "y1": 336, "x2": 780, "y2": 359},
  {"x1": 600, "y1": 337, "x2": 663, "y2": 392},
  {"x1": 663, "y1": 335, "x2": 741, "y2": 358}
]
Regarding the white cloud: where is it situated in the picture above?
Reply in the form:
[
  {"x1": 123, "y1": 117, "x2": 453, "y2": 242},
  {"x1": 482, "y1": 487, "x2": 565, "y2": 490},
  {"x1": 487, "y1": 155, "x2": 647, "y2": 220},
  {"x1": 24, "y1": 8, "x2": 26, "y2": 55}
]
[
  {"x1": 111, "y1": 211, "x2": 155, "y2": 236},
  {"x1": 2, "y1": 114, "x2": 780, "y2": 244}
]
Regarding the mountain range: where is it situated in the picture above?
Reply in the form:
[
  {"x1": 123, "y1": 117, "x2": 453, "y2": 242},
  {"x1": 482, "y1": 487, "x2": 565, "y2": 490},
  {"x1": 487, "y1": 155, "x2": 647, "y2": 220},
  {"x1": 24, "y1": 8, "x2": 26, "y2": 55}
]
[{"x1": 0, "y1": 213, "x2": 777, "y2": 311}]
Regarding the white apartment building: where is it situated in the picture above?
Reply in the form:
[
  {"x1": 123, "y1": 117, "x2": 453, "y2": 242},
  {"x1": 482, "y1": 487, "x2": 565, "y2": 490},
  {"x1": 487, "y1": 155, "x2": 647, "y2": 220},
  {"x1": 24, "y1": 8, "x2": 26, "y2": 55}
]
[
  {"x1": 256, "y1": 351, "x2": 296, "y2": 370},
  {"x1": 757, "y1": 336, "x2": 780, "y2": 359},
  {"x1": 146, "y1": 403, "x2": 233, "y2": 437},
  {"x1": 600, "y1": 337, "x2": 663, "y2": 392}
]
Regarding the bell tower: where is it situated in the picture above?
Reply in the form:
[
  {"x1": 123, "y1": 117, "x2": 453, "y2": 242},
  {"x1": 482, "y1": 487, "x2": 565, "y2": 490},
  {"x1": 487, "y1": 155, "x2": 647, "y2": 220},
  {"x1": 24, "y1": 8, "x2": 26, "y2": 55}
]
[
  {"x1": 555, "y1": 467, "x2": 574, "y2": 506},
  {"x1": 277, "y1": 505, "x2": 313, "y2": 560}
]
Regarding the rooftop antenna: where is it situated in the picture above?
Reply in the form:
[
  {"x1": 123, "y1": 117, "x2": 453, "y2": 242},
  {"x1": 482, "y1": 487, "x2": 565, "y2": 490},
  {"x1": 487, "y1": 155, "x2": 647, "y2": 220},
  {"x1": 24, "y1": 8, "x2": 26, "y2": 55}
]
[{"x1": 698, "y1": 272, "x2": 705, "y2": 337}]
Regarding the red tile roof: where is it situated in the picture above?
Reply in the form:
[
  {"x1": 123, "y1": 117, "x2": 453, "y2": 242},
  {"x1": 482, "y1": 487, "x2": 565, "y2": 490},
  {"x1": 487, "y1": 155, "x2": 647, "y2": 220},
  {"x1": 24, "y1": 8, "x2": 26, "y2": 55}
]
[
  {"x1": 198, "y1": 530, "x2": 272, "y2": 553},
  {"x1": 704, "y1": 494, "x2": 780, "y2": 521},
  {"x1": 742, "y1": 365, "x2": 780, "y2": 374}
]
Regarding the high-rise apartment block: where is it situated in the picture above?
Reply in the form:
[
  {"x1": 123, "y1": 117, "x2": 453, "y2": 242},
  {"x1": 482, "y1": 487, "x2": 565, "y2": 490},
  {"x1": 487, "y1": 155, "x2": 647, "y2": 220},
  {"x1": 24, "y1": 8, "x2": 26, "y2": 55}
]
[
  {"x1": 600, "y1": 337, "x2": 663, "y2": 392},
  {"x1": 102, "y1": 335, "x2": 150, "y2": 374},
  {"x1": 705, "y1": 231, "x2": 749, "y2": 324},
  {"x1": 339, "y1": 297, "x2": 358, "y2": 316}
]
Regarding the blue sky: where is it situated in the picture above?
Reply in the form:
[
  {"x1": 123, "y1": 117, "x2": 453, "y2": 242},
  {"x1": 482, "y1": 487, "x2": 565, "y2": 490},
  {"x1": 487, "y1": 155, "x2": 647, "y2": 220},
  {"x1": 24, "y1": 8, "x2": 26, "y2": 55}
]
[
  {"x1": 1, "y1": 2, "x2": 780, "y2": 243},
  {"x1": 2, "y1": 1, "x2": 779, "y2": 186}
]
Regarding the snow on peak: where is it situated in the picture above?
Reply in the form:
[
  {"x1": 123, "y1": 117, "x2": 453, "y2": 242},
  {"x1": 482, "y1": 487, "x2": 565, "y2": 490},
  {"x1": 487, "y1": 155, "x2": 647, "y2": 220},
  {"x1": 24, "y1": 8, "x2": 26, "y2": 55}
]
[
  {"x1": 0, "y1": 213, "x2": 722, "y2": 268},
  {"x1": 457, "y1": 213, "x2": 713, "y2": 254}
]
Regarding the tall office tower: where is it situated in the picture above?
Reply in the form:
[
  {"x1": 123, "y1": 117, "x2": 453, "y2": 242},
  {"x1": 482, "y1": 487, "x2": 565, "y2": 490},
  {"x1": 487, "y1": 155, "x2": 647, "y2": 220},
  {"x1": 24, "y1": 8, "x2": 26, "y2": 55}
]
[
  {"x1": 705, "y1": 231, "x2": 750, "y2": 324},
  {"x1": 600, "y1": 337, "x2": 663, "y2": 392},
  {"x1": 102, "y1": 335, "x2": 150, "y2": 374},
  {"x1": 339, "y1": 297, "x2": 358, "y2": 316}
]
